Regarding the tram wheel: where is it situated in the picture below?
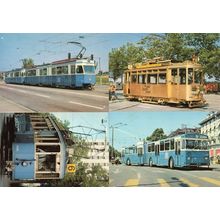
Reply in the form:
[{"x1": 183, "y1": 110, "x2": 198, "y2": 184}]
[{"x1": 169, "y1": 158, "x2": 174, "y2": 169}]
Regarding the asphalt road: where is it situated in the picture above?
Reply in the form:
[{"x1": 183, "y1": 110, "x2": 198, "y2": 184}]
[
  {"x1": 109, "y1": 164, "x2": 220, "y2": 187},
  {"x1": 110, "y1": 90, "x2": 220, "y2": 112},
  {"x1": 0, "y1": 82, "x2": 108, "y2": 112}
]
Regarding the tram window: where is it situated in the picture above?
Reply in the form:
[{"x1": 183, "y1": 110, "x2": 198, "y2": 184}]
[
  {"x1": 170, "y1": 139, "x2": 174, "y2": 150},
  {"x1": 71, "y1": 65, "x2": 75, "y2": 74},
  {"x1": 15, "y1": 72, "x2": 20, "y2": 77},
  {"x1": 131, "y1": 74, "x2": 137, "y2": 83},
  {"x1": 52, "y1": 68, "x2": 56, "y2": 75},
  {"x1": 148, "y1": 144, "x2": 152, "y2": 152},
  {"x1": 171, "y1": 69, "x2": 178, "y2": 84},
  {"x1": 179, "y1": 68, "x2": 186, "y2": 84},
  {"x1": 148, "y1": 74, "x2": 157, "y2": 84},
  {"x1": 40, "y1": 68, "x2": 47, "y2": 75},
  {"x1": 160, "y1": 141, "x2": 165, "y2": 151},
  {"x1": 158, "y1": 73, "x2": 166, "y2": 84},
  {"x1": 138, "y1": 75, "x2": 146, "y2": 84},
  {"x1": 188, "y1": 68, "x2": 193, "y2": 84},
  {"x1": 194, "y1": 70, "x2": 202, "y2": 84},
  {"x1": 165, "y1": 141, "x2": 169, "y2": 150},
  {"x1": 76, "y1": 65, "x2": 84, "y2": 73}
]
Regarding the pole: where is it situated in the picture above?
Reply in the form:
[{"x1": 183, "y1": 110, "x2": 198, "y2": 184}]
[{"x1": 111, "y1": 127, "x2": 114, "y2": 160}]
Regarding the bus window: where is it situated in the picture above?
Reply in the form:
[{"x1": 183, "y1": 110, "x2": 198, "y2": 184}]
[
  {"x1": 158, "y1": 73, "x2": 166, "y2": 84},
  {"x1": 148, "y1": 144, "x2": 152, "y2": 152},
  {"x1": 171, "y1": 69, "x2": 178, "y2": 84},
  {"x1": 160, "y1": 141, "x2": 165, "y2": 151},
  {"x1": 165, "y1": 141, "x2": 169, "y2": 150},
  {"x1": 179, "y1": 68, "x2": 186, "y2": 84},
  {"x1": 170, "y1": 139, "x2": 174, "y2": 150},
  {"x1": 76, "y1": 65, "x2": 84, "y2": 74},
  {"x1": 71, "y1": 65, "x2": 75, "y2": 74},
  {"x1": 188, "y1": 68, "x2": 193, "y2": 84},
  {"x1": 137, "y1": 147, "x2": 143, "y2": 155},
  {"x1": 131, "y1": 74, "x2": 137, "y2": 83},
  {"x1": 194, "y1": 70, "x2": 202, "y2": 84},
  {"x1": 148, "y1": 74, "x2": 157, "y2": 84},
  {"x1": 52, "y1": 68, "x2": 56, "y2": 75}
]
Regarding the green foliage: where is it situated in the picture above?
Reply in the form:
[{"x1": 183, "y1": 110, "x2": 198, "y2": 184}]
[
  {"x1": 109, "y1": 33, "x2": 220, "y2": 80},
  {"x1": 146, "y1": 128, "x2": 167, "y2": 141},
  {"x1": 50, "y1": 163, "x2": 109, "y2": 187},
  {"x1": 21, "y1": 58, "x2": 34, "y2": 68},
  {"x1": 109, "y1": 146, "x2": 121, "y2": 159},
  {"x1": 109, "y1": 43, "x2": 145, "y2": 80}
]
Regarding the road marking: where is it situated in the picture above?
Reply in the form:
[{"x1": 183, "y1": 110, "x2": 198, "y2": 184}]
[
  {"x1": 158, "y1": 178, "x2": 170, "y2": 187},
  {"x1": 124, "y1": 179, "x2": 139, "y2": 187},
  {"x1": 180, "y1": 178, "x2": 199, "y2": 187},
  {"x1": 3, "y1": 86, "x2": 51, "y2": 98},
  {"x1": 69, "y1": 101, "x2": 105, "y2": 110},
  {"x1": 199, "y1": 177, "x2": 220, "y2": 186}
]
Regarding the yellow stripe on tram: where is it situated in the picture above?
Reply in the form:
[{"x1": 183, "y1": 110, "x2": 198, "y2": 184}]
[
  {"x1": 199, "y1": 177, "x2": 220, "y2": 186},
  {"x1": 180, "y1": 178, "x2": 199, "y2": 187},
  {"x1": 158, "y1": 178, "x2": 170, "y2": 187},
  {"x1": 124, "y1": 179, "x2": 139, "y2": 187}
]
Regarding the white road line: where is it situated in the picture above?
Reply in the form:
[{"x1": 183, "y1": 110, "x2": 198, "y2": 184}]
[
  {"x1": 69, "y1": 101, "x2": 105, "y2": 110},
  {"x1": 3, "y1": 86, "x2": 51, "y2": 98},
  {"x1": 137, "y1": 172, "x2": 141, "y2": 179}
]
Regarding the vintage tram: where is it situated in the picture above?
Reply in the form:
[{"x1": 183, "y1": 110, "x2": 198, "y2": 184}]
[{"x1": 123, "y1": 58, "x2": 206, "y2": 108}]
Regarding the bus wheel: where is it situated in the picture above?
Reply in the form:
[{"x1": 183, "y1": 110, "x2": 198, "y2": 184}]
[
  {"x1": 126, "y1": 159, "x2": 131, "y2": 166},
  {"x1": 149, "y1": 158, "x2": 153, "y2": 167},
  {"x1": 169, "y1": 158, "x2": 174, "y2": 169}
]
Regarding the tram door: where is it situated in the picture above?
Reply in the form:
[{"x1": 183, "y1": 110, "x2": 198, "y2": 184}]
[
  {"x1": 175, "y1": 141, "x2": 181, "y2": 167},
  {"x1": 123, "y1": 72, "x2": 131, "y2": 95},
  {"x1": 155, "y1": 143, "x2": 160, "y2": 165}
]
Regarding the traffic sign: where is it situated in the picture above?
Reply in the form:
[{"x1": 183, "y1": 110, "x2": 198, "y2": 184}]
[{"x1": 67, "y1": 164, "x2": 76, "y2": 173}]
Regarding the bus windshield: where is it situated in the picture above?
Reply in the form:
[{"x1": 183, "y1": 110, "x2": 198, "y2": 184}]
[
  {"x1": 84, "y1": 65, "x2": 95, "y2": 74},
  {"x1": 185, "y1": 139, "x2": 208, "y2": 150}
]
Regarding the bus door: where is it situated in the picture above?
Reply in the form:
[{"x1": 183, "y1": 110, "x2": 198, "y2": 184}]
[
  {"x1": 175, "y1": 141, "x2": 181, "y2": 167},
  {"x1": 155, "y1": 144, "x2": 160, "y2": 165}
]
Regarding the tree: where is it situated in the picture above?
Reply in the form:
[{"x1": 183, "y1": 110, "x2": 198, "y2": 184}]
[
  {"x1": 139, "y1": 33, "x2": 220, "y2": 79},
  {"x1": 109, "y1": 146, "x2": 121, "y2": 160},
  {"x1": 109, "y1": 43, "x2": 145, "y2": 80},
  {"x1": 21, "y1": 58, "x2": 34, "y2": 68},
  {"x1": 146, "y1": 128, "x2": 167, "y2": 141}
]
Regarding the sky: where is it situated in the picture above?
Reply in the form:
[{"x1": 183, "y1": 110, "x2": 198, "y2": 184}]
[
  {"x1": 0, "y1": 33, "x2": 146, "y2": 72},
  {"x1": 53, "y1": 112, "x2": 108, "y2": 143},
  {"x1": 109, "y1": 111, "x2": 210, "y2": 150}
]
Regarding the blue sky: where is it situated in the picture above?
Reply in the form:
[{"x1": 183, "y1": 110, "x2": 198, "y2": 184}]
[
  {"x1": 109, "y1": 112, "x2": 209, "y2": 150},
  {"x1": 0, "y1": 33, "x2": 146, "y2": 72},
  {"x1": 53, "y1": 112, "x2": 108, "y2": 142}
]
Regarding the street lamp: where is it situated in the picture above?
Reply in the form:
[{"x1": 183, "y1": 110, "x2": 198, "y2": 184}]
[{"x1": 109, "y1": 123, "x2": 127, "y2": 160}]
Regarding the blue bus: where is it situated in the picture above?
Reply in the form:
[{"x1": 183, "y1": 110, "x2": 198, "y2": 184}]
[{"x1": 122, "y1": 133, "x2": 210, "y2": 168}]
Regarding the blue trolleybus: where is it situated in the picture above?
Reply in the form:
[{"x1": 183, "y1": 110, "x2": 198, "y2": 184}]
[
  {"x1": 122, "y1": 133, "x2": 210, "y2": 168},
  {"x1": 4, "y1": 56, "x2": 96, "y2": 89}
]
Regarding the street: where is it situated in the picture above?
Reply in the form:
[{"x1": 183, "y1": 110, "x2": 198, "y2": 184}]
[
  {"x1": 110, "y1": 90, "x2": 220, "y2": 112},
  {"x1": 109, "y1": 164, "x2": 220, "y2": 187},
  {"x1": 0, "y1": 82, "x2": 108, "y2": 112}
]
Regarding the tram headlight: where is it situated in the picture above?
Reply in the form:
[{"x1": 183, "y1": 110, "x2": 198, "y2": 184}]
[
  {"x1": 187, "y1": 156, "x2": 191, "y2": 160},
  {"x1": 204, "y1": 156, "x2": 208, "y2": 160}
]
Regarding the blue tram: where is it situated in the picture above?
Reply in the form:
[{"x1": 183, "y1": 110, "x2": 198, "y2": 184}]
[
  {"x1": 122, "y1": 133, "x2": 210, "y2": 168},
  {"x1": 4, "y1": 56, "x2": 96, "y2": 89}
]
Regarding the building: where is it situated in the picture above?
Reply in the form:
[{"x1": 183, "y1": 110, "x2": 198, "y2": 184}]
[
  {"x1": 199, "y1": 112, "x2": 220, "y2": 163},
  {"x1": 81, "y1": 140, "x2": 109, "y2": 171}
]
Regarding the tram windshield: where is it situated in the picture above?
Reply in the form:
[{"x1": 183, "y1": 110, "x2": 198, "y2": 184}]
[
  {"x1": 184, "y1": 139, "x2": 208, "y2": 150},
  {"x1": 84, "y1": 65, "x2": 95, "y2": 74}
]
